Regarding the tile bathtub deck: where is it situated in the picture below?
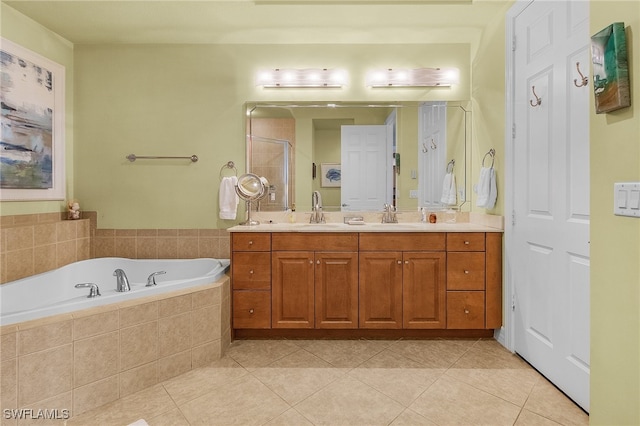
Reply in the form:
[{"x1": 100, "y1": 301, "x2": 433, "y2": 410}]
[{"x1": 68, "y1": 338, "x2": 589, "y2": 426}]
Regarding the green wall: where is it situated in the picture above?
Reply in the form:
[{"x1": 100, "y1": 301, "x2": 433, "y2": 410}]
[
  {"x1": 72, "y1": 43, "x2": 470, "y2": 228},
  {"x1": 0, "y1": 4, "x2": 74, "y2": 215},
  {"x1": 589, "y1": 2, "x2": 640, "y2": 424}
]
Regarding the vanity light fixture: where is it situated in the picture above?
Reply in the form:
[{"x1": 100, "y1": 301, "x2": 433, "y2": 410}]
[
  {"x1": 366, "y1": 67, "x2": 460, "y2": 87},
  {"x1": 255, "y1": 68, "x2": 348, "y2": 88}
]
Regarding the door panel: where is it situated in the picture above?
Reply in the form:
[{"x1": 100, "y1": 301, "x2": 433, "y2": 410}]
[
  {"x1": 315, "y1": 252, "x2": 359, "y2": 329},
  {"x1": 359, "y1": 252, "x2": 403, "y2": 329},
  {"x1": 272, "y1": 251, "x2": 314, "y2": 328},
  {"x1": 512, "y1": 0, "x2": 590, "y2": 411},
  {"x1": 402, "y1": 252, "x2": 446, "y2": 329},
  {"x1": 341, "y1": 125, "x2": 389, "y2": 211}
]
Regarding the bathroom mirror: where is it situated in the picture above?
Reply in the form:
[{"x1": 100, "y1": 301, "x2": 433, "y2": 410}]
[{"x1": 245, "y1": 101, "x2": 470, "y2": 212}]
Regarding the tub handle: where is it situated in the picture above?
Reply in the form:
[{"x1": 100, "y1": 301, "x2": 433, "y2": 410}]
[
  {"x1": 75, "y1": 283, "x2": 101, "y2": 298},
  {"x1": 146, "y1": 271, "x2": 167, "y2": 287}
]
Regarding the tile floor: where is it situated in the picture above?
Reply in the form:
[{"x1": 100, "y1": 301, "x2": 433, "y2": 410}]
[{"x1": 68, "y1": 338, "x2": 589, "y2": 426}]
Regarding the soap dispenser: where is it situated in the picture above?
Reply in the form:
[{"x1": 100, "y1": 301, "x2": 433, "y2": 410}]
[{"x1": 289, "y1": 204, "x2": 296, "y2": 223}]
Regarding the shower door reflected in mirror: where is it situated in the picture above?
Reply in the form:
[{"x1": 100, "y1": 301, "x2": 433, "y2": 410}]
[{"x1": 247, "y1": 135, "x2": 293, "y2": 211}]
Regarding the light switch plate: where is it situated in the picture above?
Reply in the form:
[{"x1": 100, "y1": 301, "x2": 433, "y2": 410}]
[
  {"x1": 409, "y1": 190, "x2": 418, "y2": 199},
  {"x1": 614, "y1": 182, "x2": 640, "y2": 217}
]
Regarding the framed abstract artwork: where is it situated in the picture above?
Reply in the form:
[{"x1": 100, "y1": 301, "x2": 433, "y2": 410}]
[
  {"x1": 1, "y1": 38, "x2": 66, "y2": 200},
  {"x1": 320, "y1": 163, "x2": 341, "y2": 187},
  {"x1": 591, "y1": 22, "x2": 631, "y2": 114}
]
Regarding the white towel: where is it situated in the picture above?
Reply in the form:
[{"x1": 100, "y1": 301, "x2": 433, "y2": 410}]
[
  {"x1": 475, "y1": 167, "x2": 497, "y2": 209},
  {"x1": 219, "y1": 176, "x2": 239, "y2": 220},
  {"x1": 440, "y1": 172, "x2": 457, "y2": 205}
]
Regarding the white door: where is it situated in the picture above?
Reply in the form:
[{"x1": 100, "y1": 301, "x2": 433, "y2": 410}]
[
  {"x1": 418, "y1": 102, "x2": 447, "y2": 208},
  {"x1": 511, "y1": 0, "x2": 590, "y2": 411},
  {"x1": 341, "y1": 125, "x2": 389, "y2": 211}
]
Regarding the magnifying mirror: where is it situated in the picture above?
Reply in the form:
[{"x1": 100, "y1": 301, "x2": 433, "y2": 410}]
[{"x1": 236, "y1": 173, "x2": 269, "y2": 225}]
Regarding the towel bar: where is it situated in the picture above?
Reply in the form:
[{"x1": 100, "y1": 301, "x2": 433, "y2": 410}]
[{"x1": 126, "y1": 154, "x2": 198, "y2": 163}]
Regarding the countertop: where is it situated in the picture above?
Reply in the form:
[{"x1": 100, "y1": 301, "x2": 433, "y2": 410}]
[{"x1": 227, "y1": 212, "x2": 503, "y2": 233}]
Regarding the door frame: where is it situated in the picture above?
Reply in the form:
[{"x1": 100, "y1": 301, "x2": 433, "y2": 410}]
[{"x1": 500, "y1": 0, "x2": 535, "y2": 352}]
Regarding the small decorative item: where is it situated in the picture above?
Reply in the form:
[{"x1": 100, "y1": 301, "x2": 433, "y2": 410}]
[
  {"x1": 591, "y1": 22, "x2": 631, "y2": 113},
  {"x1": 429, "y1": 213, "x2": 437, "y2": 223},
  {"x1": 320, "y1": 163, "x2": 341, "y2": 188},
  {"x1": 67, "y1": 199, "x2": 81, "y2": 220}
]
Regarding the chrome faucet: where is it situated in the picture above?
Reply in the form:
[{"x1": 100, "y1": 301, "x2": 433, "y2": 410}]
[
  {"x1": 381, "y1": 203, "x2": 398, "y2": 223},
  {"x1": 310, "y1": 190, "x2": 325, "y2": 224},
  {"x1": 113, "y1": 269, "x2": 131, "y2": 292},
  {"x1": 75, "y1": 283, "x2": 101, "y2": 298},
  {"x1": 146, "y1": 271, "x2": 166, "y2": 287}
]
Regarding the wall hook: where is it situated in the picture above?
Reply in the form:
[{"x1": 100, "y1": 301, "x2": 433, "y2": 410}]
[
  {"x1": 529, "y1": 86, "x2": 542, "y2": 107},
  {"x1": 573, "y1": 62, "x2": 588, "y2": 87},
  {"x1": 430, "y1": 138, "x2": 437, "y2": 150},
  {"x1": 422, "y1": 143, "x2": 428, "y2": 153}
]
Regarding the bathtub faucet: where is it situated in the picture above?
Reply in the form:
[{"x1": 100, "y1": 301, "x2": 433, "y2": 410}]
[
  {"x1": 146, "y1": 271, "x2": 167, "y2": 287},
  {"x1": 75, "y1": 283, "x2": 101, "y2": 298},
  {"x1": 113, "y1": 269, "x2": 131, "y2": 292}
]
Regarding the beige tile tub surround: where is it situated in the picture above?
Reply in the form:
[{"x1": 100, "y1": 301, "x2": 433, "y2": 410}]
[
  {"x1": 0, "y1": 213, "x2": 93, "y2": 284},
  {"x1": 0, "y1": 276, "x2": 230, "y2": 421},
  {"x1": 93, "y1": 228, "x2": 230, "y2": 260}
]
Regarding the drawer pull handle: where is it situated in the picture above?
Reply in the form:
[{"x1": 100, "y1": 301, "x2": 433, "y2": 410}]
[
  {"x1": 249, "y1": 309, "x2": 254, "y2": 314},
  {"x1": 464, "y1": 309, "x2": 470, "y2": 314}
]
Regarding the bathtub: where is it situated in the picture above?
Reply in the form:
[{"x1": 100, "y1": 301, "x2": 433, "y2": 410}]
[{"x1": 0, "y1": 257, "x2": 230, "y2": 326}]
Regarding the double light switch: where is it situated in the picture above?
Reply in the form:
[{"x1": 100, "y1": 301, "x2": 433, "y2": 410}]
[{"x1": 614, "y1": 182, "x2": 640, "y2": 218}]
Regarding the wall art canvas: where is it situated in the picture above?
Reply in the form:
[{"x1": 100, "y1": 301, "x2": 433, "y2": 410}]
[
  {"x1": 1, "y1": 38, "x2": 65, "y2": 200},
  {"x1": 320, "y1": 163, "x2": 341, "y2": 187},
  {"x1": 591, "y1": 22, "x2": 631, "y2": 114}
]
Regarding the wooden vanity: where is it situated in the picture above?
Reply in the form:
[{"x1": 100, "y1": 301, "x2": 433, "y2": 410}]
[{"x1": 229, "y1": 224, "x2": 502, "y2": 338}]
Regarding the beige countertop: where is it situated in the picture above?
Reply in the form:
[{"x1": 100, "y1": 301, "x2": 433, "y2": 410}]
[{"x1": 227, "y1": 212, "x2": 503, "y2": 233}]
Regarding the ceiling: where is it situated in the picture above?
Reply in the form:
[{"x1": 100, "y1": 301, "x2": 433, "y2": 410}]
[{"x1": 3, "y1": 0, "x2": 510, "y2": 46}]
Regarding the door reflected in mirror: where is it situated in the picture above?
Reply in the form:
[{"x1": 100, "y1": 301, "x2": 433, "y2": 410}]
[{"x1": 246, "y1": 102, "x2": 470, "y2": 213}]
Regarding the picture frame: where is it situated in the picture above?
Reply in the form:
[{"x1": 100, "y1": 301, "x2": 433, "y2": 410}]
[
  {"x1": 1, "y1": 38, "x2": 66, "y2": 200},
  {"x1": 320, "y1": 163, "x2": 341, "y2": 187},
  {"x1": 591, "y1": 22, "x2": 631, "y2": 114}
]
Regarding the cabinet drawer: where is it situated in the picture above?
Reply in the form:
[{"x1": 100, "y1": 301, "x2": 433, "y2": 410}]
[
  {"x1": 447, "y1": 252, "x2": 485, "y2": 290},
  {"x1": 232, "y1": 233, "x2": 271, "y2": 251},
  {"x1": 447, "y1": 291, "x2": 485, "y2": 329},
  {"x1": 232, "y1": 252, "x2": 271, "y2": 290},
  {"x1": 272, "y1": 233, "x2": 358, "y2": 251},
  {"x1": 447, "y1": 233, "x2": 485, "y2": 252},
  {"x1": 233, "y1": 291, "x2": 271, "y2": 329},
  {"x1": 359, "y1": 232, "x2": 445, "y2": 251}
]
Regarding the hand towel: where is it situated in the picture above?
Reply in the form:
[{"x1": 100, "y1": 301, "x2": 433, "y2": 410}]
[
  {"x1": 219, "y1": 176, "x2": 239, "y2": 220},
  {"x1": 476, "y1": 167, "x2": 497, "y2": 209},
  {"x1": 440, "y1": 172, "x2": 457, "y2": 205}
]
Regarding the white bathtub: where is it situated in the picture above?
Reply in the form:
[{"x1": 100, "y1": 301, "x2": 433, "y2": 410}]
[{"x1": 0, "y1": 257, "x2": 230, "y2": 326}]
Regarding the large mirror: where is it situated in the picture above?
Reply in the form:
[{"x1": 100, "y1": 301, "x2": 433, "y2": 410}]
[{"x1": 245, "y1": 101, "x2": 470, "y2": 213}]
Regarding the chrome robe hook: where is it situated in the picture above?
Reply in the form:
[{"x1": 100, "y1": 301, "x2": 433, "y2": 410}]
[{"x1": 529, "y1": 86, "x2": 542, "y2": 107}]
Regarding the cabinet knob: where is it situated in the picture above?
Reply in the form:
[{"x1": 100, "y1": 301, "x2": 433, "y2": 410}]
[
  {"x1": 464, "y1": 241, "x2": 470, "y2": 245},
  {"x1": 249, "y1": 309, "x2": 254, "y2": 314},
  {"x1": 397, "y1": 260, "x2": 402, "y2": 265},
  {"x1": 405, "y1": 260, "x2": 409, "y2": 264},
  {"x1": 248, "y1": 240, "x2": 253, "y2": 245},
  {"x1": 249, "y1": 269, "x2": 254, "y2": 274},
  {"x1": 464, "y1": 308, "x2": 470, "y2": 314},
  {"x1": 317, "y1": 260, "x2": 321, "y2": 265},
  {"x1": 464, "y1": 270, "x2": 470, "y2": 274}
]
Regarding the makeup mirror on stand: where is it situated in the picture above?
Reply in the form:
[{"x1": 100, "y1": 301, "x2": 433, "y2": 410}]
[{"x1": 236, "y1": 173, "x2": 269, "y2": 225}]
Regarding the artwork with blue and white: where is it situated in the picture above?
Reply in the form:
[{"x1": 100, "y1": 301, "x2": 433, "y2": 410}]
[
  {"x1": 321, "y1": 163, "x2": 341, "y2": 187},
  {"x1": 1, "y1": 47, "x2": 54, "y2": 189}
]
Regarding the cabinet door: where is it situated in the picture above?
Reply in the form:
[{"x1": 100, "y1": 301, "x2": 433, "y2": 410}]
[
  {"x1": 315, "y1": 252, "x2": 359, "y2": 329},
  {"x1": 272, "y1": 251, "x2": 315, "y2": 328},
  {"x1": 402, "y1": 252, "x2": 446, "y2": 329},
  {"x1": 359, "y1": 252, "x2": 403, "y2": 329}
]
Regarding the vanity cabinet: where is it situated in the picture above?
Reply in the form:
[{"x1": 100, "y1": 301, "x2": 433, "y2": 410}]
[
  {"x1": 230, "y1": 229, "x2": 502, "y2": 336},
  {"x1": 231, "y1": 233, "x2": 272, "y2": 329},
  {"x1": 359, "y1": 233, "x2": 447, "y2": 329},
  {"x1": 271, "y1": 233, "x2": 359, "y2": 329}
]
